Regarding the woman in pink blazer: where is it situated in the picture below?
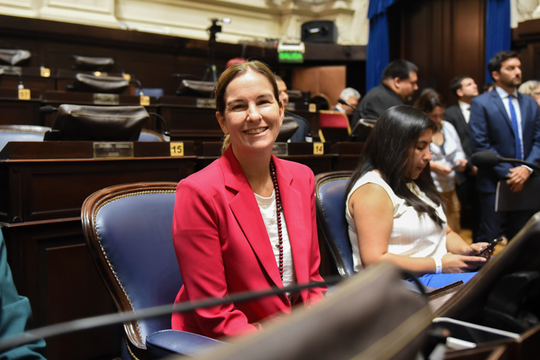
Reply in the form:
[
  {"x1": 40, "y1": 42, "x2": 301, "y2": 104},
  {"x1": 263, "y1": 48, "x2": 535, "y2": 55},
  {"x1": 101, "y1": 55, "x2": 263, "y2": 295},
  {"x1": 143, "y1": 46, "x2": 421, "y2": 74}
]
[{"x1": 171, "y1": 61, "x2": 326, "y2": 339}]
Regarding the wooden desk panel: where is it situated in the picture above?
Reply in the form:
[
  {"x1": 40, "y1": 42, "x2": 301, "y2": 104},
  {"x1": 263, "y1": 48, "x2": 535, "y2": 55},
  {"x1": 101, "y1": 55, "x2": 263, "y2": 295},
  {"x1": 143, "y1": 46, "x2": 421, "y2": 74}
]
[
  {"x1": 0, "y1": 66, "x2": 56, "y2": 93},
  {"x1": 0, "y1": 89, "x2": 42, "y2": 126},
  {"x1": 158, "y1": 95, "x2": 223, "y2": 144},
  {"x1": 1, "y1": 157, "x2": 193, "y2": 223},
  {"x1": 3, "y1": 220, "x2": 121, "y2": 360}
]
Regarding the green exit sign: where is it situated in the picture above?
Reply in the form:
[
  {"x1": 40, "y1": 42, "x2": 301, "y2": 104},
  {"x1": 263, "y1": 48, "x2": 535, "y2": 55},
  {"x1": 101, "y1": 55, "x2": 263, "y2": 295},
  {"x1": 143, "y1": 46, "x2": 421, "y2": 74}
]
[{"x1": 279, "y1": 51, "x2": 304, "y2": 63}]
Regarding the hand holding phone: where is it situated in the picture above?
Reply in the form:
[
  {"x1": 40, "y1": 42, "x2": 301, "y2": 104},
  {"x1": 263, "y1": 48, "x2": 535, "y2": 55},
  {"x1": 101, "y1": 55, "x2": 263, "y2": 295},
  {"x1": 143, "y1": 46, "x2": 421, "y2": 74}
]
[{"x1": 474, "y1": 237, "x2": 503, "y2": 257}]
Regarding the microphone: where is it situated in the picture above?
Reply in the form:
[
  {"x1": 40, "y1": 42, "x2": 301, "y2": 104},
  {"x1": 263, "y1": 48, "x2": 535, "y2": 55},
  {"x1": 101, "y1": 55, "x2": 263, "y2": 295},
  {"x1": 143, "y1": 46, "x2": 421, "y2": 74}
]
[
  {"x1": 4, "y1": 68, "x2": 24, "y2": 89},
  {"x1": 471, "y1": 151, "x2": 540, "y2": 172},
  {"x1": 39, "y1": 106, "x2": 58, "y2": 114},
  {"x1": 130, "y1": 78, "x2": 145, "y2": 96},
  {"x1": 338, "y1": 98, "x2": 356, "y2": 111}
]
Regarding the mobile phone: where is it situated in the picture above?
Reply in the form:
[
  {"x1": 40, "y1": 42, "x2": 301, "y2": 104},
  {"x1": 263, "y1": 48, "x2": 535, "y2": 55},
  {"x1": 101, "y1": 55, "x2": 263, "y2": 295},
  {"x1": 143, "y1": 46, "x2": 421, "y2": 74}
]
[{"x1": 474, "y1": 237, "x2": 503, "y2": 256}]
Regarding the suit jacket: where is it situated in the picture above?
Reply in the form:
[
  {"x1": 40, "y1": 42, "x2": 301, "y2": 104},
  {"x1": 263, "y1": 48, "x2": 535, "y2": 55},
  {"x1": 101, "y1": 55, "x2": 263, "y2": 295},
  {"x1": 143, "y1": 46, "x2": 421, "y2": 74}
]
[
  {"x1": 469, "y1": 90, "x2": 540, "y2": 193},
  {"x1": 352, "y1": 84, "x2": 403, "y2": 127},
  {"x1": 444, "y1": 104, "x2": 473, "y2": 184},
  {"x1": 171, "y1": 147, "x2": 326, "y2": 339},
  {"x1": 286, "y1": 110, "x2": 311, "y2": 142}
]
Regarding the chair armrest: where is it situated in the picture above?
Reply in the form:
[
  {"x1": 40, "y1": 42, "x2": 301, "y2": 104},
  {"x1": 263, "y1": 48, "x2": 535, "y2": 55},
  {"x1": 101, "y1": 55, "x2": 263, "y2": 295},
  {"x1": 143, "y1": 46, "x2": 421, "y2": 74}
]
[{"x1": 146, "y1": 329, "x2": 226, "y2": 359}]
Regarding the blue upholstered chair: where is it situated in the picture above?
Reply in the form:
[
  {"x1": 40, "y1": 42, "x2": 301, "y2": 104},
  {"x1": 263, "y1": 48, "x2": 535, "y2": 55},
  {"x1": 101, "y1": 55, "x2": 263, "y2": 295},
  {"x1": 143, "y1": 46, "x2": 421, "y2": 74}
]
[
  {"x1": 0, "y1": 125, "x2": 51, "y2": 151},
  {"x1": 138, "y1": 129, "x2": 164, "y2": 142},
  {"x1": 81, "y1": 182, "x2": 224, "y2": 360},
  {"x1": 315, "y1": 171, "x2": 354, "y2": 278}
]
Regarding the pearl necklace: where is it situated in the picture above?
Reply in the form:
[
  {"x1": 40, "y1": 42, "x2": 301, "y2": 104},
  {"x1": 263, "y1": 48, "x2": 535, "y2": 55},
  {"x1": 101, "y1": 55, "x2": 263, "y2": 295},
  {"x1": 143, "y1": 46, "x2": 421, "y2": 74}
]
[{"x1": 270, "y1": 160, "x2": 284, "y2": 280}]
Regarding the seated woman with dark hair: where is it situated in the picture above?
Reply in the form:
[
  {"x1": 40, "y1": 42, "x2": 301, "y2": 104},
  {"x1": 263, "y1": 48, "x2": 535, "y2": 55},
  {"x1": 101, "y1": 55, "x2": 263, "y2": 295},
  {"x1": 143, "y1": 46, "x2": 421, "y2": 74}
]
[{"x1": 345, "y1": 105, "x2": 492, "y2": 288}]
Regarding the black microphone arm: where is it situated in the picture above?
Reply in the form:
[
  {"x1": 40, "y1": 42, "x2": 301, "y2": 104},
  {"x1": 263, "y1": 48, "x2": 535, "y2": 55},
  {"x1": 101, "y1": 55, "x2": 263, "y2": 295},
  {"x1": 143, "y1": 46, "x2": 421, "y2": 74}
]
[
  {"x1": 471, "y1": 150, "x2": 540, "y2": 172},
  {"x1": 0, "y1": 277, "x2": 342, "y2": 353},
  {"x1": 337, "y1": 98, "x2": 356, "y2": 111}
]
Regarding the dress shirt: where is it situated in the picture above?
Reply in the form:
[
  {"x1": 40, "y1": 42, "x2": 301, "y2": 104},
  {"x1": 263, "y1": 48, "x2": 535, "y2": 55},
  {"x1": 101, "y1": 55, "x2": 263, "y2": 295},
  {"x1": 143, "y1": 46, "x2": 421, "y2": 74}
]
[
  {"x1": 495, "y1": 86, "x2": 524, "y2": 159},
  {"x1": 458, "y1": 100, "x2": 471, "y2": 123}
]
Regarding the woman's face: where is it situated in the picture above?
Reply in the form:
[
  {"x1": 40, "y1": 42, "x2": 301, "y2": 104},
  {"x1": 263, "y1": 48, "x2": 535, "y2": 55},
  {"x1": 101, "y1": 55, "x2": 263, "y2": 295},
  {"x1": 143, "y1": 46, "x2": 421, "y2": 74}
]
[
  {"x1": 427, "y1": 106, "x2": 444, "y2": 125},
  {"x1": 216, "y1": 70, "x2": 284, "y2": 155},
  {"x1": 405, "y1": 128, "x2": 433, "y2": 180}
]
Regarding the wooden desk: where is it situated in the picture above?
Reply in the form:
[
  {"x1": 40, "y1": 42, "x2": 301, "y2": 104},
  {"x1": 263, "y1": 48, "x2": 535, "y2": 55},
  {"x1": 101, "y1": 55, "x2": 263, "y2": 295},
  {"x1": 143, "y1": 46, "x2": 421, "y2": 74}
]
[
  {"x1": 195, "y1": 142, "x2": 333, "y2": 174},
  {"x1": 158, "y1": 95, "x2": 222, "y2": 144},
  {"x1": 330, "y1": 142, "x2": 364, "y2": 171},
  {"x1": 0, "y1": 66, "x2": 55, "y2": 93},
  {"x1": 0, "y1": 88, "x2": 42, "y2": 126},
  {"x1": 0, "y1": 141, "x2": 195, "y2": 360}
]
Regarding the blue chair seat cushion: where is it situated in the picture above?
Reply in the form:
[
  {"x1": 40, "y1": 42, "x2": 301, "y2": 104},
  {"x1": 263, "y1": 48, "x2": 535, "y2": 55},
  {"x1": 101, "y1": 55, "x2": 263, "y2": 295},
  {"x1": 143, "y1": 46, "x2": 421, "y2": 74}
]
[{"x1": 146, "y1": 329, "x2": 226, "y2": 358}]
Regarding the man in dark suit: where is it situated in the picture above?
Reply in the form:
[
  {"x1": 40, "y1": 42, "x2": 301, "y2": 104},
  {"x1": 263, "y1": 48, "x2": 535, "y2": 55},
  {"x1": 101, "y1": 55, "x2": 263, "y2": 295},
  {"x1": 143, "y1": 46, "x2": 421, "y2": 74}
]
[
  {"x1": 445, "y1": 76, "x2": 480, "y2": 239},
  {"x1": 351, "y1": 59, "x2": 418, "y2": 127},
  {"x1": 469, "y1": 51, "x2": 540, "y2": 243}
]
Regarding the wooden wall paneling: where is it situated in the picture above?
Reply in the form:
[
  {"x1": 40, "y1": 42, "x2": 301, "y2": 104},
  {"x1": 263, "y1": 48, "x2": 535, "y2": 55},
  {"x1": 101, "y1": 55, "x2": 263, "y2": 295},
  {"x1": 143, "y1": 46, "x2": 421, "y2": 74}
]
[
  {"x1": 388, "y1": 0, "x2": 486, "y2": 106},
  {"x1": 291, "y1": 66, "x2": 346, "y2": 108},
  {"x1": 513, "y1": 19, "x2": 540, "y2": 82}
]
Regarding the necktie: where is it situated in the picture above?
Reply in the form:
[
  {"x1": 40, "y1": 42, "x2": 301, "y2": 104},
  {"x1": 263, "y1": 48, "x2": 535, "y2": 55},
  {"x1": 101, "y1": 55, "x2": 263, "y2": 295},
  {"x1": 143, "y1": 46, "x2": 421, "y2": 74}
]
[{"x1": 508, "y1": 95, "x2": 522, "y2": 160}]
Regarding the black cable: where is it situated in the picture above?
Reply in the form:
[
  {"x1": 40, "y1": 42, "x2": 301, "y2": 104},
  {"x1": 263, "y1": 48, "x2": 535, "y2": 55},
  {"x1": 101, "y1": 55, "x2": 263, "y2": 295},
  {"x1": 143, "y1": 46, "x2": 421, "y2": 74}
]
[{"x1": 148, "y1": 112, "x2": 170, "y2": 142}]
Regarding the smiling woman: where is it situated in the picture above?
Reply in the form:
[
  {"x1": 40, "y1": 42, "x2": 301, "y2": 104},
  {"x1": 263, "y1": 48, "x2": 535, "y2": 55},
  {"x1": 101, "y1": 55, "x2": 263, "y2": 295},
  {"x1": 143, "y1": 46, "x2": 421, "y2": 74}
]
[
  {"x1": 171, "y1": 61, "x2": 327, "y2": 339},
  {"x1": 345, "y1": 105, "x2": 492, "y2": 288}
]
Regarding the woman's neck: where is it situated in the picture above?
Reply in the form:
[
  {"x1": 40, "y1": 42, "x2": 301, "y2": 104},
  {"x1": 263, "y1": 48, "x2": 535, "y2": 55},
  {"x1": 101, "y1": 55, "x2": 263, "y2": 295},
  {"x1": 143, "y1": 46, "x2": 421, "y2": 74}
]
[{"x1": 232, "y1": 146, "x2": 274, "y2": 197}]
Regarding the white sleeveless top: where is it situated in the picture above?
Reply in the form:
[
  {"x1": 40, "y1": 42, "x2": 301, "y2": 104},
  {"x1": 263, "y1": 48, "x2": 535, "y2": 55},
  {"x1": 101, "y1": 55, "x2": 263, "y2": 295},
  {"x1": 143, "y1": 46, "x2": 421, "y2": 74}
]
[{"x1": 345, "y1": 171, "x2": 448, "y2": 273}]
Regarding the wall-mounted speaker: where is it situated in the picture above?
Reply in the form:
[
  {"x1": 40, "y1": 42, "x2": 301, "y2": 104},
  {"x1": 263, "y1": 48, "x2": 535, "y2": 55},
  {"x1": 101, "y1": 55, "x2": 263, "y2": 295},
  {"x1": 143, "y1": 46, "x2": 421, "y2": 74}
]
[{"x1": 301, "y1": 21, "x2": 338, "y2": 43}]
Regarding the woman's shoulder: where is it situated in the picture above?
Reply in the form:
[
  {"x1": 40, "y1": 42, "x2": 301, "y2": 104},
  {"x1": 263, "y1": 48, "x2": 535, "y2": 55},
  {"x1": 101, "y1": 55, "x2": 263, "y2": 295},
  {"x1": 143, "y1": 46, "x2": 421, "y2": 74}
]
[
  {"x1": 441, "y1": 120, "x2": 458, "y2": 134},
  {"x1": 349, "y1": 171, "x2": 394, "y2": 199},
  {"x1": 354, "y1": 170, "x2": 387, "y2": 188},
  {"x1": 178, "y1": 158, "x2": 225, "y2": 191},
  {"x1": 347, "y1": 172, "x2": 394, "y2": 212},
  {"x1": 274, "y1": 157, "x2": 314, "y2": 180}
]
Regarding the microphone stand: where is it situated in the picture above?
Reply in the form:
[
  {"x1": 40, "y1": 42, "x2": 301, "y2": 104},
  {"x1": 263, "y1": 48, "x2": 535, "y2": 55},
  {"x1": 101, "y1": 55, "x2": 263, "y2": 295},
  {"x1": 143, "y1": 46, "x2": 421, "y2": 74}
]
[
  {"x1": 203, "y1": 19, "x2": 221, "y2": 82},
  {"x1": 499, "y1": 157, "x2": 540, "y2": 172}
]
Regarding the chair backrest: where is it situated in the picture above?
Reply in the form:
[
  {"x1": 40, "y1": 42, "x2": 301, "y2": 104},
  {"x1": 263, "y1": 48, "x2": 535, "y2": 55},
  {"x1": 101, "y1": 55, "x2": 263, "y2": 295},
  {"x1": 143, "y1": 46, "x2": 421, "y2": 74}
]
[
  {"x1": 315, "y1": 171, "x2": 354, "y2": 277},
  {"x1": 0, "y1": 125, "x2": 51, "y2": 151},
  {"x1": 81, "y1": 182, "x2": 181, "y2": 349},
  {"x1": 318, "y1": 111, "x2": 351, "y2": 143}
]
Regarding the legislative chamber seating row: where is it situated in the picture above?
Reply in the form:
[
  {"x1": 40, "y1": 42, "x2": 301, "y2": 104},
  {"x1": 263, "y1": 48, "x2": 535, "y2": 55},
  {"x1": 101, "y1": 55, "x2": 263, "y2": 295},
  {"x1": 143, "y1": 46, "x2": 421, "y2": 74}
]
[{"x1": 0, "y1": 53, "x2": 370, "y2": 143}]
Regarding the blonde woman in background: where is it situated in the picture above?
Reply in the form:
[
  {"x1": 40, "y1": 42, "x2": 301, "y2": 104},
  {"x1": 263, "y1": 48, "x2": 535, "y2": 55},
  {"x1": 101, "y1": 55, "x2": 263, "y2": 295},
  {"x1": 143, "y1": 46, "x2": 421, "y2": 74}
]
[{"x1": 518, "y1": 80, "x2": 540, "y2": 109}]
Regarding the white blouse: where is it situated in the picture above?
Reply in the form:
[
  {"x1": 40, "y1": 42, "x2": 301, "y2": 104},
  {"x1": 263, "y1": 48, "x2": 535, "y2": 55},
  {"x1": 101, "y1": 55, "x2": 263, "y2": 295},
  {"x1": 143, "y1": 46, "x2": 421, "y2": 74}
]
[
  {"x1": 430, "y1": 121, "x2": 466, "y2": 192},
  {"x1": 345, "y1": 171, "x2": 448, "y2": 273},
  {"x1": 254, "y1": 190, "x2": 295, "y2": 291}
]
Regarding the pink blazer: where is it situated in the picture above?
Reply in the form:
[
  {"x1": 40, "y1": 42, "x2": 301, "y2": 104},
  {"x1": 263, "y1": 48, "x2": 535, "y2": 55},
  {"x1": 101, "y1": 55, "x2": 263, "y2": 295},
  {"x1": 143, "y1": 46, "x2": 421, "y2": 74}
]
[{"x1": 171, "y1": 147, "x2": 326, "y2": 339}]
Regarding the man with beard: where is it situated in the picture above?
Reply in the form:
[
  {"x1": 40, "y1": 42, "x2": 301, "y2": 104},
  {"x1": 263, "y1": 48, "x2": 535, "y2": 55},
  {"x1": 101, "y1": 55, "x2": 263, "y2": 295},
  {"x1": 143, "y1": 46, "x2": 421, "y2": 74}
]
[
  {"x1": 469, "y1": 51, "x2": 540, "y2": 243},
  {"x1": 351, "y1": 59, "x2": 418, "y2": 127}
]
